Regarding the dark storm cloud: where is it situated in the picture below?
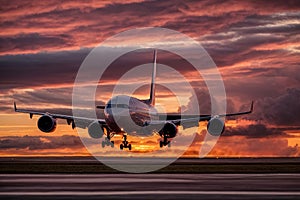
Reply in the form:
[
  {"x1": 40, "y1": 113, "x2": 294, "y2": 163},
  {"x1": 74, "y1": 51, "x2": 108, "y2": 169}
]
[
  {"x1": 1, "y1": 86, "x2": 106, "y2": 114},
  {"x1": 100, "y1": 49, "x2": 200, "y2": 83},
  {"x1": 212, "y1": 135, "x2": 299, "y2": 157},
  {"x1": 187, "y1": 127, "x2": 299, "y2": 157},
  {"x1": 0, "y1": 48, "x2": 198, "y2": 113},
  {"x1": 0, "y1": 33, "x2": 72, "y2": 54},
  {"x1": 164, "y1": 12, "x2": 248, "y2": 37},
  {"x1": 220, "y1": 87, "x2": 300, "y2": 127},
  {"x1": 1, "y1": 0, "x2": 299, "y2": 82},
  {"x1": 183, "y1": 83, "x2": 300, "y2": 130},
  {"x1": 223, "y1": 123, "x2": 286, "y2": 138},
  {"x1": 0, "y1": 0, "x2": 179, "y2": 54},
  {"x1": 202, "y1": 32, "x2": 295, "y2": 67},
  {"x1": 1, "y1": 0, "x2": 298, "y2": 56},
  {"x1": 12, "y1": 88, "x2": 73, "y2": 105},
  {"x1": 251, "y1": 88, "x2": 300, "y2": 126},
  {"x1": 199, "y1": 10, "x2": 299, "y2": 67},
  {"x1": 0, "y1": 135, "x2": 82, "y2": 150},
  {"x1": 0, "y1": 48, "x2": 195, "y2": 92},
  {"x1": 180, "y1": 88, "x2": 211, "y2": 114},
  {"x1": 179, "y1": 86, "x2": 239, "y2": 115},
  {"x1": 0, "y1": 48, "x2": 90, "y2": 90},
  {"x1": 222, "y1": 67, "x2": 300, "y2": 105},
  {"x1": 0, "y1": 48, "x2": 91, "y2": 113}
]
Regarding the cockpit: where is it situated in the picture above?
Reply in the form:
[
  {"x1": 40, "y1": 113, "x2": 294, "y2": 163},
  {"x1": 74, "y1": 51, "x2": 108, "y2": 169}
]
[{"x1": 106, "y1": 103, "x2": 129, "y2": 109}]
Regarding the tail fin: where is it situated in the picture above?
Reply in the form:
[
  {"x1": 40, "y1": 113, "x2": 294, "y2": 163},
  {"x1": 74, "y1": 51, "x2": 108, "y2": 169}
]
[{"x1": 148, "y1": 50, "x2": 157, "y2": 106}]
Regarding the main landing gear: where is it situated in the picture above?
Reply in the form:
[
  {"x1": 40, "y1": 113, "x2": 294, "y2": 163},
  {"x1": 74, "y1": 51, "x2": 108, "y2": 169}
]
[
  {"x1": 102, "y1": 130, "x2": 114, "y2": 148},
  {"x1": 120, "y1": 134, "x2": 132, "y2": 150},
  {"x1": 102, "y1": 137, "x2": 114, "y2": 148},
  {"x1": 159, "y1": 136, "x2": 171, "y2": 148}
]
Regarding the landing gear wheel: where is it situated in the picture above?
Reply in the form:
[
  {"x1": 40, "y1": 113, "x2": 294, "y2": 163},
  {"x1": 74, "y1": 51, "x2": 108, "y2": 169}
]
[
  {"x1": 120, "y1": 134, "x2": 132, "y2": 150},
  {"x1": 159, "y1": 136, "x2": 171, "y2": 148},
  {"x1": 102, "y1": 137, "x2": 114, "y2": 148}
]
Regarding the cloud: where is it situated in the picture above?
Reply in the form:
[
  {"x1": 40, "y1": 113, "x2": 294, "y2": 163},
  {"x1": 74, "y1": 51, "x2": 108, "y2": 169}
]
[
  {"x1": 0, "y1": 135, "x2": 82, "y2": 150},
  {"x1": 209, "y1": 136, "x2": 300, "y2": 157},
  {"x1": 1, "y1": 0, "x2": 298, "y2": 56},
  {"x1": 0, "y1": 48, "x2": 198, "y2": 113},
  {"x1": 0, "y1": 48, "x2": 90, "y2": 89},
  {"x1": 223, "y1": 123, "x2": 286, "y2": 138},
  {"x1": 178, "y1": 0, "x2": 300, "y2": 17},
  {"x1": 0, "y1": 33, "x2": 73, "y2": 54},
  {"x1": 0, "y1": 0, "x2": 299, "y2": 157},
  {"x1": 184, "y1": 127, "x2": 299, "y2": 157},
  {"x1": 250, "y1": 88, "x2": 300, "y2": 126}
]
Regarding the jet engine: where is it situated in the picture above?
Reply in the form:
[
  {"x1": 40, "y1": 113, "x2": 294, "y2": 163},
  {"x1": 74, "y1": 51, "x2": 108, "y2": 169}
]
[
  {"x1": 88, "y1": 121, "x2": 104, "y2": 139},
  {"x1": 207, "y1": 117, "x2": 225, "y2": 136},
  {"x1": 37, "y1": 115, "x2": 57, "y2": 133},
  {"x1": 159, "y1": 122, "x2": 178, "y2": 138}
]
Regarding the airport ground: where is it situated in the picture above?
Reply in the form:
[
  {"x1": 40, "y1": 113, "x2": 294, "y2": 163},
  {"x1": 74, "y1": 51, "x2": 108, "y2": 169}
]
[
  {"x1": 1, "y1": 157, "x2": 300, "y2": 199},
  {"x1": 0, "y1": 157, "x2": 300, "y2": 173}
]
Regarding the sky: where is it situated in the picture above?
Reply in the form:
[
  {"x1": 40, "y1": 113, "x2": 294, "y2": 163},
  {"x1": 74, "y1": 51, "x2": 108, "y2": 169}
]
[{"x1": 0, "y1": 0, "x2": 300, "y2": 157}]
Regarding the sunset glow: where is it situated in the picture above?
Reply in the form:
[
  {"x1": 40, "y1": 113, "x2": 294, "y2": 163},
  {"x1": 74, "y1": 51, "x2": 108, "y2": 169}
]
[{"x1": 0, "y1": 0, "x2": 299, "y2": 157}]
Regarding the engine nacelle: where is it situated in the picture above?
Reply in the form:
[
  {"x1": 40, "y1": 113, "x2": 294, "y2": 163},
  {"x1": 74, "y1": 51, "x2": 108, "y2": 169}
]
[
  {"x1": 159, "y1": 122, "x2": 178, "y2": 138},
  {"x1": 88, "y1": 121, "x2": 104, "y2": 139},
  {"x1": 37, "y1": 115, "x2": 57, "y2": 133},
  {"x1": 207, "y1": 117, "x2": 225, "y2": 136}
]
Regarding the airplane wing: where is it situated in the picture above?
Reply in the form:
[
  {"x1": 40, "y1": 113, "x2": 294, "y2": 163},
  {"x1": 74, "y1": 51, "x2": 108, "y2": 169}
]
[
  {"x1": 153, "y1": 101, "x2": 254, "y2": 127},
  {"x1": 14, "y1": 102, "x2": 106, "y2": 129}
]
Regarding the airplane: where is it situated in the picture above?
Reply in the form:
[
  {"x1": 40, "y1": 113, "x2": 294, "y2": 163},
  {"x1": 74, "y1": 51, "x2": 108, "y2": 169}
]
[{"x1": 14, "y1": 50, "x2": 253, "y2": 150}]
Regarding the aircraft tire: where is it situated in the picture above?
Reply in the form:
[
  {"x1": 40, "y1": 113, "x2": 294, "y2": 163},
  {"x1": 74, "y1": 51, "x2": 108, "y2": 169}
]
[{"x1": 159, "y1": 141, "x2": 163, "y2": 148}]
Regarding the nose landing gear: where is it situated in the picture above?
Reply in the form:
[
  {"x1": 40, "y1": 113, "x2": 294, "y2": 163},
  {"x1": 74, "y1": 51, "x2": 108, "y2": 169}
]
[{"x1": 120, "y1": 134, "x2": 132, "y2": 150}]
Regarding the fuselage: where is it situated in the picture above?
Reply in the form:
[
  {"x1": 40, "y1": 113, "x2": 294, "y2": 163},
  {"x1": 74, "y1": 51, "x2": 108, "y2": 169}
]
[{"x1": 104, "y1": 95, "x2": 158, "y2": 135}]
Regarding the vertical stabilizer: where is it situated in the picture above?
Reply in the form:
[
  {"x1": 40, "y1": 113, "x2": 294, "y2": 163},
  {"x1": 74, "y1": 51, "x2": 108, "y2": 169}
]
[{"x1": 148, "y1": 50, "x2": 157, "y2": 106}]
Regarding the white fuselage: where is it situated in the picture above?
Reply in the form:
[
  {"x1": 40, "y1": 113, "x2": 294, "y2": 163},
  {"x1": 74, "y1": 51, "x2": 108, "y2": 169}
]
[{"x1": 104, "y1": 95, "x2": 158, "y2": 136}]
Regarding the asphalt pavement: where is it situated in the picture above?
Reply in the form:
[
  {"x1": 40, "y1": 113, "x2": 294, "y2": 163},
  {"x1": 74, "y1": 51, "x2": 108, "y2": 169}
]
[{"x1": 1, "y1": 173, "x2": 300, "y2": 199}]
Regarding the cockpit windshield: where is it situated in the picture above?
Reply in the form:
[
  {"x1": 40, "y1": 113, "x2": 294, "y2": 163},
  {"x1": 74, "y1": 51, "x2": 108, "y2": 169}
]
[{"x1": 106, "y1": 104, "x2": 129, "y2": 109}]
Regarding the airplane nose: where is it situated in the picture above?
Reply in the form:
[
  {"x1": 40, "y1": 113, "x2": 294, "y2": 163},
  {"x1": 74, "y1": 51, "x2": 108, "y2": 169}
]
[{"x1": 112, "y1": 108, "x2": 127, "y2": 120}]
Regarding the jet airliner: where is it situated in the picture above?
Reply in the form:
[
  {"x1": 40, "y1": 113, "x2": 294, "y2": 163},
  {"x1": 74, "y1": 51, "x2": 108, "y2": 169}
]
[{"x1": 14, "y1": 50, "x2": 253, "y2": 150}]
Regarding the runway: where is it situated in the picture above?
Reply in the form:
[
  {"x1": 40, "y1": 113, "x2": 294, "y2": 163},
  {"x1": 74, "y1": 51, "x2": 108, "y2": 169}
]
[{"x1": 1, "y1": 174, "x2": 300, "y2": 199}]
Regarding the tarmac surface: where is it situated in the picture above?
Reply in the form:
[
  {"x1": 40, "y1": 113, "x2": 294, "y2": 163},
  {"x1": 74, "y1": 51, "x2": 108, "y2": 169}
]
[{"x1": 1, "y1": 173, "x2": 300, "y2": 199}]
